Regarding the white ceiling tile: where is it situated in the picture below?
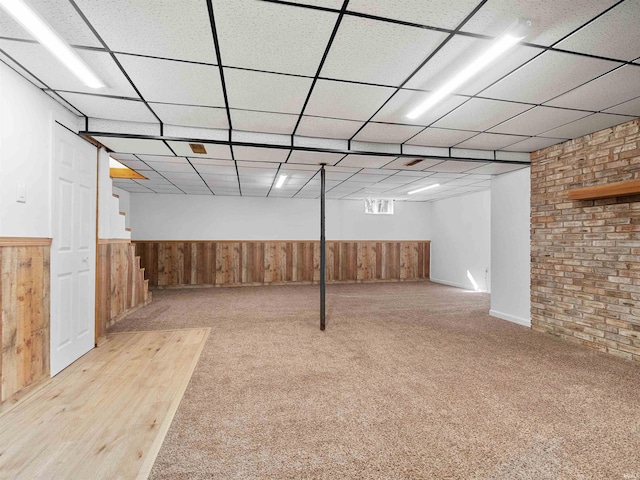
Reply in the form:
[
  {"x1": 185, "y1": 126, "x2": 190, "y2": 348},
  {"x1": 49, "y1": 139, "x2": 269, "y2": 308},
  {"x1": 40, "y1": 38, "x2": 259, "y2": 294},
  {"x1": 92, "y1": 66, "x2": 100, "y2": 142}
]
[
  {"x1": 541, "y1": 113, "x2": 633, "y2": 139},
  {"x1": 545, "y1": 66, "x2": 640, "y2": 112},
  {"x1": 194, "y1": 164, "x2": 237, "y2": 175},
  {"x1": 404, "y1": 35, "x2": 477, "y2": 90},
  {"x1": 74, "y1": 0, "x2": 216, "y2": 63},
  {"x1": 455, "y1": 133, "x2": 530, "y2": 150},
  {"x1": 215, "y1": 0, "x2": 337, "y2": 75},
  {"x1": 505, "y1": 137, "x2": 567, "y2": 152},
  {"x1": 380, "y1": 157, "x2": 443, "y2": 170},
  {"x1": 373, "y1": 90, "x2": 468, "y2": 126},
  {"x1": 230, "y1": 110, "x2": 298, "y2": 135},
  {"x1": 114, "y1": 159, "x2": 150, "y2": 171},
  {"x1": 464, "y1": 163, "x2": 528, "y2": 175},
  {"x1": 375, "y1": 175, "x2": 415, "y2": 185},
  {"x1": 0, "y1": 50, "x2": 47, "y2": 88},
  {"x1": 321, "y1": 15, "x2": 447, "y2": 86},
  {"x1": 442, "y1": 177, "x2": 486, "y2": 186},
  {"x1": 0, "y1": 40, "x2": 138, "y2": 97},
  {"x1": 426, "y1": 161, "x2": 489, "y2": 173},
  {"x1": 279, "y1": 163, "x2": 322, "y2": 172},
  {"x1": 0, "y1": 0, "x2": 101, "y2": 47},
  {"x1": 296, "y1": 116, "x2": 364, "y2": 139},
  {"x1": 117, "y1": 54, "x2": 225, "y2": 106},
  {"x1": 236, "y1": 161, "x2": 281, "y2": 169},
  {"x1": 349, "y1": 173, "x2": 391, "y2": 183},
  {"x1": 360, "y1": 168, "x2": 397, "y2": 175},
  {"x1": 204, "y1": 176, "x2": 239, "y2": 185},
  {"x1": 135, "y1": 170, "x2": 165, "y2": 180},
  {"x1": 556, "y1": 0, "x2": 640, "y2": 61},
  {"x1": 59, "y1": 93, "x2": 155, "y2": 123},
  {"x1": 433, "y1": 98, "x2": 531, "y2": 131},
  {"x1": 322, "y1": 171, "x2": 352, "y2": 181},
  {"x1": 92, "y1": 136, "x2": 173, "y2": 155},
  {"x1": 233, "y1": 146, "x2": 290, "y2": 162},
  {"x1": 288, "y1": 150, "x2": 345, "y2": 165},
  {"x1": 181, "y1": 188, "x2": 212, "y2": 195},
  {"x1": 149, "y1": 163, "x2": 194, "y2": 173},
  {"x1": 305, "y1": 80, "x2": 394, "y2": 120},
  {"x1": 489, "y1": 106, "x2": 591, "y2": 136},
  {"x1": 352, "y1": 123, "x2": 424, "y2": 143},
  {"x1": 337, "y1": 154, "x2": 396, "y2": 168},
  {"x1": 167, "y1": 141, "x2": 232, "y2": 160},
  {"x1": 604, "y1": 96, "x2": 640, "y2": 117},
  {"x1": 150, "y1": 103, "x2": 228, "y2": 129},
  {"x1": 164, "y1": 177, "x2": 205, "y2": 186},
  {"x1": 224, "y1": 68, "x2": 312, "y2": 114},
  {"x1": 481, "y1": 51, "x2": 621, "y2": 104},
  {"x1": 462, "y1": 0, "x2": 620, "y2": 46},
  {"x1": 395, "y1": 170, "x2": 436, "y2": 176},
  {"x1": 405, "y1": 36, "x2": 542, "y2": 96},
  {"x1": 405, "y1": 127, "x2": 477, "y2": 147},
  {"x1": 347, "y1": 0, "x2": 479, "y2": 29},
  {"x1": 292, "y1": 1, "x2": 344, "y2": 8},
  {"x1": 136, "y1": 155, "x2": 187, "y2": 164}
]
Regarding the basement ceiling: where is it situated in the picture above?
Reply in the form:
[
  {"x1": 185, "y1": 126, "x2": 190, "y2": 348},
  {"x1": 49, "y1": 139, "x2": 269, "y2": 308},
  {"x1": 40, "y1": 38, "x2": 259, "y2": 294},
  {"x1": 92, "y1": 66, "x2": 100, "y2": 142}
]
[{"x1": 1, "y1": 0, "x2": 639, "y2": 201}]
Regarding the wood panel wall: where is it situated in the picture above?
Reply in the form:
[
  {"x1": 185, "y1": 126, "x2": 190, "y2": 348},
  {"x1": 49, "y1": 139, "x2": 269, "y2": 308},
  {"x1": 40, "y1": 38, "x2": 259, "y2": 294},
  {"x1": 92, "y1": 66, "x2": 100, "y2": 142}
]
[
  {"x1": 136, "y1": 241, "x2": 430, "y2": 287},
  {"x1": 96, "y1": 240, "x2": 152, "y2": 343},
  {"x1": 0, "y1": 239, "x2": 51, "y2": 403}
]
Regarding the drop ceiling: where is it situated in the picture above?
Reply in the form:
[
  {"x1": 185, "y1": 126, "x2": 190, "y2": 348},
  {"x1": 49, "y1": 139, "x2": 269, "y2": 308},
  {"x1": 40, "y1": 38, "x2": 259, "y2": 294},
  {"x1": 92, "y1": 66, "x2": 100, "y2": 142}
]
[{"x1": 1, "y1": 0, "x2": 639, "y2": 201}]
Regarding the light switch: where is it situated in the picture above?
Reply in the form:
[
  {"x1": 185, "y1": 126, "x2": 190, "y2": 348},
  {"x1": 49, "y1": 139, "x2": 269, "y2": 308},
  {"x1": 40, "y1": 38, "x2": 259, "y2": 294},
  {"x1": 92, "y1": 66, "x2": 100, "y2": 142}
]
[{"x1": 17, "y1": 183, "x2": 26, "y2": 203}]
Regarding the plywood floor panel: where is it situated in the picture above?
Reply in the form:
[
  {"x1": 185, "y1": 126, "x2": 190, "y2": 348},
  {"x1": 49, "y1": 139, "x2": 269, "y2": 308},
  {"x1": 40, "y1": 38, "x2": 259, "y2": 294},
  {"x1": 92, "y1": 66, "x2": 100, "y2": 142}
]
[{"x1": 0, "y1": 328, "x2": 209, "y2": 480}]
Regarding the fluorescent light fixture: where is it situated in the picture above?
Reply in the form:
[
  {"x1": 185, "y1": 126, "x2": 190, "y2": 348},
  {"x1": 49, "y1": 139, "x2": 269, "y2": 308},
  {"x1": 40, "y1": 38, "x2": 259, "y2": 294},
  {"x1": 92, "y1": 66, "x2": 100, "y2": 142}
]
[
  {"x1": 275, "y1": 174, "x2": 288, "y2": 188},
  {"x1": 408, "y1": 183, "x2": 440, "y2": 195},
  {"x1": 407, "y1": 19, "x2": 530, "y2": 119},
  {"x1": 0, "y1": 0, "x2": 105, "y2": 88}
]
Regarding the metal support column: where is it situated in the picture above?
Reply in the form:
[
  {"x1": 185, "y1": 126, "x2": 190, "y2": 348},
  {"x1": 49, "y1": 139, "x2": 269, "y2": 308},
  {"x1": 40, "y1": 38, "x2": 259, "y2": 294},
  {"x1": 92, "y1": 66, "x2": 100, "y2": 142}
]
[{"x1": 320, "y1": 164, "x2": 326, "y2": 331}]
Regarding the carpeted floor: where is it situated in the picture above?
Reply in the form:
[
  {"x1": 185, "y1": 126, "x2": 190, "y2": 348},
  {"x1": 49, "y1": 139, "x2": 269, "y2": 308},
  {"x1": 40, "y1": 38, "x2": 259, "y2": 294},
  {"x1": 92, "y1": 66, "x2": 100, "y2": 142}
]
[{"x1": 110, "y1": 281, "x2": 640, "y2": 480}]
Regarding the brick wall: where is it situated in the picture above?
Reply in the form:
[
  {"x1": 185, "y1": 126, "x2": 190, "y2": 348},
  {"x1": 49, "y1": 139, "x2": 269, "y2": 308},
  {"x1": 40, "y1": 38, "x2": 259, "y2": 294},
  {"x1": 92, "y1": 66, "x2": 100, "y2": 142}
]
[{"x1": 531, "y1": 118, "x2": 640, "y2": 362}]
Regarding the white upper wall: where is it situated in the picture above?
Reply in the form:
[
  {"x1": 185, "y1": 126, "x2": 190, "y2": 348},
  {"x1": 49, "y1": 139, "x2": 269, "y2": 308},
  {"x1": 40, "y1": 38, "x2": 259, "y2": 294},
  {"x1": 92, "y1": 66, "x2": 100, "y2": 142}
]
[
  {"x1": 0, "y1": 62, "x2": 77, "y2": 237},
  {"x1": 490, "y1": 168, "x2": 531, "y2": 327},
  {"x1": 426, "y1": 190, "x2": 491, "y2": 292},
  {"x1": 113, "y1": 187, "x2": 130, "y2": 229},
  {"x1": 129, "y1": 194, "x2": 431, "y2": 241}
]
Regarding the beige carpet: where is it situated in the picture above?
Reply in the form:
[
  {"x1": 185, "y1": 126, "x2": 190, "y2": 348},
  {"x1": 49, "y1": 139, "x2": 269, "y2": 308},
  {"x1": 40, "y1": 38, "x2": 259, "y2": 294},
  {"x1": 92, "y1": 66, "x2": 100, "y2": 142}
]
[{"x1": 110, "y1": 282, "x2": 640, "y2": 479}]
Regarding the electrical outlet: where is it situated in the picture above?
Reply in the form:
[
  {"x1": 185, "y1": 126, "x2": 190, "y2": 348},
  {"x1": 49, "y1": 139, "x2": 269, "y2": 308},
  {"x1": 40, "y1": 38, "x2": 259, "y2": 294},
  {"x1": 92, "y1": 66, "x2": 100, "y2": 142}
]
[{"x1": 16, "y1": 183, "x2": 26, "y2": 203}]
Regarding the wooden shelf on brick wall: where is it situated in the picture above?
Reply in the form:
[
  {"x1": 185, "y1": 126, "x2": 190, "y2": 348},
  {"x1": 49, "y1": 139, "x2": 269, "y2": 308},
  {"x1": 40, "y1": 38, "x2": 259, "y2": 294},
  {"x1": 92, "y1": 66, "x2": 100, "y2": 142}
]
[{"x1": 568, "y1": 179, "x2": 640, "y2": 200}]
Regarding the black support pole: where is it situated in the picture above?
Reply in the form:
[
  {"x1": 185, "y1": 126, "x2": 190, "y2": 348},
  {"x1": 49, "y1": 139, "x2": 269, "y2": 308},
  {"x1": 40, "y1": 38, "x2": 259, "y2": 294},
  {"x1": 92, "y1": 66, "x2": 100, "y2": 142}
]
[{"x1": 320, "y1": 163, "x2": 326, "y2": 331}]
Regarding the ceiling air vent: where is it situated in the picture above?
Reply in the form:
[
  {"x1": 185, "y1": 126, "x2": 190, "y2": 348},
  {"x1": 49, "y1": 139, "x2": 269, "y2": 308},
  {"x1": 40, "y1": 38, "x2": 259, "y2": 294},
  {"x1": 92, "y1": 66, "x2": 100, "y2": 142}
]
[
  {"x1": 189, "y1": 143, "x2": 207, "y2": 154},
  {"x1": 405, "y1": 158, "x2": 423, "y2": 167}
]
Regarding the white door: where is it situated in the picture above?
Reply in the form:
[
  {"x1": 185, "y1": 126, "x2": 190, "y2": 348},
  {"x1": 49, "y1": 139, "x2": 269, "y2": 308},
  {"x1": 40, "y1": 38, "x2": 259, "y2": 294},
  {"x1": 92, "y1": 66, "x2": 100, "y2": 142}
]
[{"x1": 50, "y1": 123, "x2": 97, "y2": 376}]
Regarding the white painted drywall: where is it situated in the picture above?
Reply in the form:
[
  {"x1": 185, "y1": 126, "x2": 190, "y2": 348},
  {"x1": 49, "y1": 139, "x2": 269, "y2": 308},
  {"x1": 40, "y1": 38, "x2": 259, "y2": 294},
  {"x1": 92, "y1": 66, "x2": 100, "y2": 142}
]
[
  {"x1": 129, "y1": 194, "x2": 431, "y2": 241},
  {"x1": 0, "y1": 62, "x2": 78, "y2": 237},
  {"x1": 490, "y1": 168, "x2": 531, "y2": 327},
  {"x1": 426, "y1": 190, "x2": 491, "y2": 292},
  {"x1": 97, "y1": 148, "x2": 130, "y2": 239},
  {"x1": 113, "y1": 187, "x2": 130, "y2": 230}
]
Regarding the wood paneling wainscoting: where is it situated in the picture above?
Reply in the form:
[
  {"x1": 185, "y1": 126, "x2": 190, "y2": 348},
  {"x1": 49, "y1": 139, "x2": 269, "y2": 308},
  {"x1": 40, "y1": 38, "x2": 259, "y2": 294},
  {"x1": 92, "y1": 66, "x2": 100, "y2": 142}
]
[
  {"x1": 136, "y1": 241, "x2": 430, "y2": 288},
  {"x1": 96, "y1": 240, "x2": 152, "y2": 343},
  {"x1": 0, "y1": 238, "x2": 51, "y2": 404}
]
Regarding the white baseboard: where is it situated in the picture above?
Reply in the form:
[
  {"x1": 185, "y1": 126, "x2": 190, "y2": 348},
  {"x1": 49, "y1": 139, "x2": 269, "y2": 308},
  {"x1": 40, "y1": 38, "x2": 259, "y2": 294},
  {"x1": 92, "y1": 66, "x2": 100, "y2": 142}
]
[
  {"x1": 489, "y1": 309, "x2": 531, "y2": 328},
  {"x1": 430, "y1": 278, "x2": 489, "y2": 293}
]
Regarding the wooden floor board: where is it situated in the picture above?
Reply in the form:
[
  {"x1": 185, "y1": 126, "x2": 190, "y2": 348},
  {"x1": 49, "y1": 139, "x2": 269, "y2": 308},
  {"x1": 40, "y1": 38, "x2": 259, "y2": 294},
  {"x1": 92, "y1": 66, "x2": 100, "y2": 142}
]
[{"x1": 0, "y1": 328, "x2": 209, "y2": 480}]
